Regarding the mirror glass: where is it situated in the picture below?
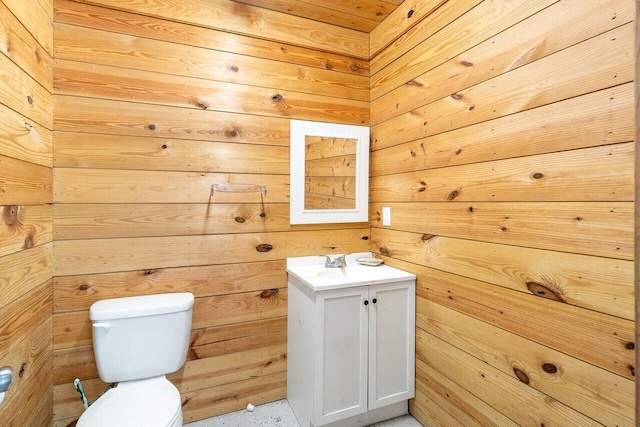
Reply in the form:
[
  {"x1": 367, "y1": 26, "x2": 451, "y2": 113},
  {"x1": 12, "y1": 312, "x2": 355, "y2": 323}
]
[
  {"x1": 304, "y1": 135, "x2": 357, "y2": 210},
  {"x1": 290, "y1": 120, "x2": 369, "y2": 224}
]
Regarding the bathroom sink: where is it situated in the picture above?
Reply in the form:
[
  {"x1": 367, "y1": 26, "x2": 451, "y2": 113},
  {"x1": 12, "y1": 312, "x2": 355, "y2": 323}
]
[{"x1": 286, "y1": 252, "x2": 415, "y2": 292}]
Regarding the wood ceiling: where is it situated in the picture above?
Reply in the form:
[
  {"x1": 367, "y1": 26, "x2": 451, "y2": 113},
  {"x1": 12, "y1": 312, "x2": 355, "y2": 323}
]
[{"x1": 231, "y1": 0, "x2": 405, "y2": 33}]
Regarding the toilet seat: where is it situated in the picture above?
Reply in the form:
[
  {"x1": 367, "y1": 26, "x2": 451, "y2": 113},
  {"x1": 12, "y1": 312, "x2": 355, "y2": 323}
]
[{"x1": 77, "y1": 376, "x2": 182, "y2": 427}]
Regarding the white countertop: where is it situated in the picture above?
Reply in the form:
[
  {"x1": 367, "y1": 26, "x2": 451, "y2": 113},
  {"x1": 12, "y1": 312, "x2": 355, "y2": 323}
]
[{"x1": 286, "y1": 252, "x2": 416, "y2": 292}]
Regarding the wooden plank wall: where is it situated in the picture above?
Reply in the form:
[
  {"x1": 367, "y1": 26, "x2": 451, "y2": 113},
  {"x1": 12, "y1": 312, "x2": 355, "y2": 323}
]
[
  {"x1": 370, "y1": 0, "x2": 635, "y2": 426},
  {"x1": 0, "y1": 0, "x2": 54, "y2": 425},
  {"x1": 51, "y1": 0, "x2": 370, "y2": 424}
]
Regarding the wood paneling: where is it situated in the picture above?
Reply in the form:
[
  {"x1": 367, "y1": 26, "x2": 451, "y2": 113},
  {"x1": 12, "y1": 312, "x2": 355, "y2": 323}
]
[
  {"x1": 370, "y1": 0, "x2": 461, "y2": 58},
  {"x1": 0, "y1": 243, "x2": 53, "y2": 307},
  {"x1": 68, "y1": 0, "x2": 368, "y2": 58},
  {"x1": 53, "y1": 260, "x2": 287, "y2": 312},
  {"x1": 419, "y1": 298, "x2": 634, "y2": 426},
  {"x1": 0, "y1": 103, "x2": 53, "y2": 167},
  {"x1": 232, "y1": 0, "x2": 386, "y2": 33},
  {"x1": 373, "y1": 23, "x2": 633, "y2": 147},
  {"x1": 371, "y1": 228, "x2": 634, "y2": 321},
  {"x1": 54, "y1": 132, "x2": 289, "y2": 173},
  {"x1": 54, "y1": 168, "x2": 290, "y2": 203},
  {"x1": 53, "y1": 24, "x2": 367, "y2": 100},
  {"x1": 52, "y1": 0, "x2": 370, "y2": 423},
  {"x1": 415, "y1": 328, "x2": 604, "y2": 427},
  {"x1": 370, "y1": 0, "x2": 635, "y2": 425},
  {"x1": 0, "y1": 0, "x2": 53, "y2": 423},
  {"x1": 0, "y1": 156, "x2": 52, "y2": 205},
  {"x1": 1, "y1": 0, "x2": 53, "y2": 56},
  {"x1": 53, "y1": 0, "x2": 369, "y2": 76},
  {"x1": 371, "y1": 143, "x2": 633, "y2": 203},
  {"x1": 53, "y1": 203, "x2": 365, "y2": 240},
  {"x1": 372, "y1": 0, "x2": 632, "y2": 124},
  {"x1": 0, "y1": 204, "x2": 53, "y2": 258},
  {"x1": 0, "y1": 48, "x2": 53, "y2": 130},
  {"x1": 413, "y1": 359, "x2": 518, "y2": 427},
  {"x1": 53, "y1": 229, "x2": 369, "y2": 276},
  {"x1": 0, "y1": 1, "x2": 53, "y2": 90},
  {"x1": 371, "y1": 84, "x2": 634, "y2": 175},
  {"x1": 370, "y1": 0, "x2": 482, "y2": 70},
  {"x1": 370, "y1": 0, "x2": 559, "y2": 95},
  {"x1": 54, "y1": 95, "x2": 292, "y2": 145},
  {"x1": 54, "y1": 59, "x2": 369, "y2": 125},
  {"x1": 371, "y1": 201, "x2": 633, "y2": 260}
]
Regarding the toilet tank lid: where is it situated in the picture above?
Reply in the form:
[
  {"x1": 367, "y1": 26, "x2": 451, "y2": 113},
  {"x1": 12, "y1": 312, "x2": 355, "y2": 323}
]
[{"x1": 90, "y1": 293, "x2": 194, "y2": 321}]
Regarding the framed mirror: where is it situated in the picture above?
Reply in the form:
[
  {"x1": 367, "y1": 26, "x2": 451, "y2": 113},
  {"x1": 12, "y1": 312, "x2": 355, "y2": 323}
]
[{"x1": 290, "y1": 120, "x2": 369, "y2": 224}]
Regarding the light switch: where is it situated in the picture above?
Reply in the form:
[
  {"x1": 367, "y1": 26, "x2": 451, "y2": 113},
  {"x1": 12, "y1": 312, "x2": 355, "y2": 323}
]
[{"x1": 382, "y1": 207, "x2": 391, "y2": 226}]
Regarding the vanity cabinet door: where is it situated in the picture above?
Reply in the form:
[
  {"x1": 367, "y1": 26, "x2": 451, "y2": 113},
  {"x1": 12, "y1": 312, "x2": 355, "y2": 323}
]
[
  {"x1": 368, "y1": 280, "x2": 415, "y2": 410},
  {"x1": 314, "y1": 286, "x2": 369, "y2": 425}
]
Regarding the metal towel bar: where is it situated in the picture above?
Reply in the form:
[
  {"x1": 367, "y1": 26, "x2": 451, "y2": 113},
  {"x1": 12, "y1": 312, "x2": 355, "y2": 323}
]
[{"x1": 211, "y1": 183, "x2": 267, "y2": 197}]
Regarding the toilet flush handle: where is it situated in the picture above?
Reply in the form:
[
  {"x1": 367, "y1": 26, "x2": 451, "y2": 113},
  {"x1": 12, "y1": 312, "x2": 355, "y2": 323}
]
[{"x1": 93, "y1": 322, "x2": 111, "y2": 330}]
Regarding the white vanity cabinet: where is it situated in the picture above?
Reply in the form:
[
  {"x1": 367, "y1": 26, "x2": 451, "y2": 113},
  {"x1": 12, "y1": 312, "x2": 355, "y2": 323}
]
[{"x1": 287, "y1": 254, "x2": 415, "y2": 427}]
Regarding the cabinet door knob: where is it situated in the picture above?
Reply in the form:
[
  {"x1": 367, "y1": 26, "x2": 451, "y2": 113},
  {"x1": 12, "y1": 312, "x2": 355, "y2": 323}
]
[
  {"x1": 372, "y1": 298, "x2": 377, "y2": 304},
  {"x1": 364, "y1": 300, "x2": 369, "y2": 306}
]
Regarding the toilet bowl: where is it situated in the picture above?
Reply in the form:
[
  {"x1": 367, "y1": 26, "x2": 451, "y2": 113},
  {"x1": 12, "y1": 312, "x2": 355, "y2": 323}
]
[
  {"x1": 77, "y1": 377, "x2": 182, "y2": 427},
  {"x1": 76, "y1": 293, "x2": 194, "y2": 427}
]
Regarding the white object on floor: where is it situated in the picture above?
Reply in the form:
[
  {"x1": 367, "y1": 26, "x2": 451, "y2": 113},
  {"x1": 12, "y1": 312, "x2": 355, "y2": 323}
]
[
  {"x1": 183, "y1": 399, "x2": 422, "y2": 427},
  {"x1": 246, "y1": 403, "x2": 255, "y2": 412}
]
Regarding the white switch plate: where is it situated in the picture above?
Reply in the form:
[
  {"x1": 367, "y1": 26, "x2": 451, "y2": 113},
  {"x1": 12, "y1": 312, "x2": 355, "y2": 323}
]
[{"x1": 382, "y1": 207, "x2": 391, "y2": 226}]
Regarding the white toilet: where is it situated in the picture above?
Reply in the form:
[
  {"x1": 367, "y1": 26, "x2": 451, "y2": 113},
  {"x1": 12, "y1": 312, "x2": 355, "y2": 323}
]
[{"x1": 77, "y1": 292, "x2": 195, "y2": 427}]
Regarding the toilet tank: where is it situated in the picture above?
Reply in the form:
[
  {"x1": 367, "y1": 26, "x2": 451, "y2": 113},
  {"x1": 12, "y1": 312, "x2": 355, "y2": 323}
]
[{"x1": 90, "y1": 293, "x2": 194, "y2": 383}]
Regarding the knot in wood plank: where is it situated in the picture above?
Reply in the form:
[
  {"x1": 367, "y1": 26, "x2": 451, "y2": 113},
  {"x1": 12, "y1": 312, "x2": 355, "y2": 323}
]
[
  {"x1": 256, "y1": 244, "x2": 273, "y2": 252},
  {"x1": 2, "y1": 205, "x2": 18, "y2": 225},
  {"x1": 24, "y1": 235, "x2": 34, "y2": 249},
  {"x1": 259, "y1": 289, "x2": 279, "y2": 298},
  {"x1": 526, "y1": 282, "x2": 564, "y2": 302},
  {"x1": 405, "y1": 80, "x2": 424, "y2": 87},
  {"x1": 513, "y1": 367, "x2": 530, "y2": 384},
  {"x1": 542, "y1": 363, "x2": 558, "y2": 374}
]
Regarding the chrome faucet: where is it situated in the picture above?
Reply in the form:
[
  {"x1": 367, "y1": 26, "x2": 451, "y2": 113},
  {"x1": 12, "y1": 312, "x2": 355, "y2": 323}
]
[{"x1": 321, "y1": 254, "x2": 348, "y2": 268}]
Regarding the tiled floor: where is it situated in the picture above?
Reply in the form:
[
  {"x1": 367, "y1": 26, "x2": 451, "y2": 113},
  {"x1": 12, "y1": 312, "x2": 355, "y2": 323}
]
[{"x1": 184, "y1": 399, "x2": 422, "y2": 427}]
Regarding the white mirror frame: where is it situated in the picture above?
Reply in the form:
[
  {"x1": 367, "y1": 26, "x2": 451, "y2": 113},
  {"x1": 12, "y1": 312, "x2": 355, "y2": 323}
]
[{"x1": 290, "y1": 120, "x2": 369, "y2": 224}]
